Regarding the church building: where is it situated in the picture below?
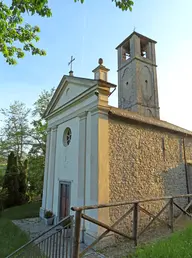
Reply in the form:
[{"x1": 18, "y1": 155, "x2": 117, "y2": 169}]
[{"x1": 40, "y1": 32, "x2": 192, "y2": 242}]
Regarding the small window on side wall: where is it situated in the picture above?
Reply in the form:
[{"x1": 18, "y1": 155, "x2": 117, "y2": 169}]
[{"x1": 63, "y1": 127, "x2": 72, "y2": 147}]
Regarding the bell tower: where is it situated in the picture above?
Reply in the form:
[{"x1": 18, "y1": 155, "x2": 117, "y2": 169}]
[{"x1": 116, "y1": 32, "x2": 160, "y2": 119}]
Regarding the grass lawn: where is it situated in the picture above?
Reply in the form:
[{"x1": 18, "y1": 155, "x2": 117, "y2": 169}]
[
  {"x1": 1, "y1": 201, "x2": 41, "y2": 220},
  {"x1": 130, "y1": 223, "x2": 192, "y2": 258},
  {"x1": 0, "y1": 218, "x2": 29, "y2": 257},
  {"x1": 0, "y1": 201, "x2": 41, "y2": 257}
]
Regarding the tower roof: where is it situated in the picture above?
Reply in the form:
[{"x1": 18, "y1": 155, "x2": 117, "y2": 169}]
[{"x1": 116, "y1": 31, "x2": 157, "y2": 49}]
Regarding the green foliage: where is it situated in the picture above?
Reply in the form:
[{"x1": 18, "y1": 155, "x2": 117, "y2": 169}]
[
  {"x1": 131, "y1": 223, "x2": 192, "y2": 258},
  {"x1": 3, "y1": 152, "x2": 20, "y2": 207},
  {"x1": 0, "y1": 188, "x2": 8, "y2": 213},
  {"x1": 18, "y1": 158, "x2": 29, "y2": 204},
  {"x1": 3, "y1": 152, "x2": 29, "y2": 208},
  {"x1": 75, "y1": 0, "x2": 134, "y2": 11},
  {"x1": 0, "y1": 88, "x2": 54, "y2": 200},
  {"x1": 0, "y1": 101, "x2": 31, "y2": 160},
  {"x1": 0, "y1": 167, "x2": 5, "y2": 204},
  {"x1": 0, "y1": 169, "x2": 4, "y2": 186},
  {"x1": 30, "y1": 88, "x2": 54, "y2": 156},
  {"x1": 112, "y1": 0, "x2": 134, "y2": 11},
  {"x1": 1, "y1": 1, "x2": 133, "y2": 65},
  {"x1": 27, "y1": 88, "x2": 54, "y2": 198},
  {"x1": 32, "y1": 88, "x2": 55, "y2": 118},
  {"x1": 0, "y1": 202, "x2": 41, "y2": 256},
  {"x1": 44, "y1": 210, "x2": 53, "y2": 218},
  {"x1": 0, "y1": 0, "x2": 51, "y2": 65},
  {"x1": 28, "y1": 155, "x2": 44, "y2": 196}
]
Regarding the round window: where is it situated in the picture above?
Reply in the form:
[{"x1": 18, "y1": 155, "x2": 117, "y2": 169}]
[{"x1": 63, "y1": 127, "x2": 72, "y2": 146}]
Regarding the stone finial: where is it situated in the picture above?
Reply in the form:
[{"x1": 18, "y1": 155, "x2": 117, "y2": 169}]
[
  {"x1": 92, "y1": 58, "x2": 110, "y2": 81},
  {"x1": 69, "y1": 71, "x2": 73, "y2": 76},
  {"x1": 98, "y1": 58, "x2": 103, "y2": 65}
]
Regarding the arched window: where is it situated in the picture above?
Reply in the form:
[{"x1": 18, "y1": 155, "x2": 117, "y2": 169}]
[{"x1": 63, "y1": 127, "x2": 72, "y2": 146}]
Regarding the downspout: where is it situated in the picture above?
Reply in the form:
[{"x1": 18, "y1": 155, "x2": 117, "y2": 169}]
[
  {"x1": 183, "y1": 137, "x2": 190, "y2": 203},
  {"x1": 82, "y1": 111, "x2": 89, "y2": 243}
]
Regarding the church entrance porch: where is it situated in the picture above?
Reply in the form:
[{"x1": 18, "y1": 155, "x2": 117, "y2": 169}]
[{"x1": 59, "y1": 181, "x2": 71, "y2": 220}]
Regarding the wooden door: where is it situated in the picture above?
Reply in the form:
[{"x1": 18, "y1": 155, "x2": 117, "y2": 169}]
[{"x1": 59, "y1": 182, "x2": 70, "y2": 220}]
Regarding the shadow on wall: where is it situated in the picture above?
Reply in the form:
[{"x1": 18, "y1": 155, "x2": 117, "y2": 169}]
[
  {"x1": 161, "y1": 163, "x2": 188, "y2": 215},
  {"x1": 108, "y1": 163, "x2": 191, "y2": 236}
]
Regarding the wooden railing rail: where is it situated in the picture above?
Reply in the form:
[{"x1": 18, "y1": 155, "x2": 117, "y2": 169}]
[
  {"x1": 71, "y1": 193, "x2": 192, "y2": 211},
  {"x1": 79, "y1": 206, "x2": 134, "y2": 257},
  {"x1": 72, "y1": 194, "x2": 192, "y2": 258}
]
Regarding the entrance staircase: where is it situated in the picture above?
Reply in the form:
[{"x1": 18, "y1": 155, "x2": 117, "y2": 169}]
[{"x1": 6, "y1": 215, "x2": 74, "y2": 258}]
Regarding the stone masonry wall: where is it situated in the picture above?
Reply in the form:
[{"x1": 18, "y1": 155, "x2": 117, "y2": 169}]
[{"x1": 109, "y1": 118, "x2": 192, "y2": 234}]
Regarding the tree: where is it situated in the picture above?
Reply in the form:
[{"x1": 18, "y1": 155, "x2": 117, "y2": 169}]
[
  {"x1": 115, "y1": 0, "x2": 134, "y2": 10},
  {"x1": 0, "y1": 157, "x2": 7, "y2": 213},
  {"x1": 0, "y1": 189, "x2": 8, "y2": 213},
  {"x1": 0, "y1": 89, "x2": 54, "y2": 198},
  {"x1": 28, "y1": 88, "x2": 54, "y2": 197},
  {"x1": 1, "y1": 0, "x2": 134, "y2": 65},
  {"x1": 27, "y1": 155, "x2": 45, "y2": 197},
  {"x1": 18, "y1": 158, "x2": 28, "y2": 203},
  {"x1": 75, "y1": 0, "x2": 134, "y2": 10},
  {"x1": 0, "y1": 101, "x2": 31, "y2": 161},
  {"x1": 30, "y1": 88, "x2": 54, "y2": 156},
  {"x1": 3, "y1": 152, "x2": 20, "y2": 207},
  {"x1": 3, "y1": 151, "x2": 28, "y2": 208},
  {"x1": 0, "y1": 0, "x2": 51, "y2": 65}
]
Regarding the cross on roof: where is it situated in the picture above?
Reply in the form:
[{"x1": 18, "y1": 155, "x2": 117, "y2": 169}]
[{"x1": 68, "y1": 56, "x2": 75, "y2": 72}]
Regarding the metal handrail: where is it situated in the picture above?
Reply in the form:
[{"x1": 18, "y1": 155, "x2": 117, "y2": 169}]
[{"x1": 6, "y1": 215, "x2": 73, "y2": 258}]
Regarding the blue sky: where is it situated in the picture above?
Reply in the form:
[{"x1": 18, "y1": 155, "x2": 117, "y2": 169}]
[{"x1": 1, "y1": 0, "x2": 192, "y2": 129}]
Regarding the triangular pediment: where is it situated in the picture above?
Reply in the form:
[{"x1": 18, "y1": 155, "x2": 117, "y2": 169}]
[{"x1": 44, "y1": 75, "x2": 97, "y2": 118}]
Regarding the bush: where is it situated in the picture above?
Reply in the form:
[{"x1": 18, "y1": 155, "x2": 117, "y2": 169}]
[
  {"x1": 0, "y1": 189, "x2": 8, "y2": 214},
  {"x1": 3, "y1": 152, "x2": 29, "y2": 208},
  {"x1": 27, "y1": 155, "x2": 44, "y2": 198}
]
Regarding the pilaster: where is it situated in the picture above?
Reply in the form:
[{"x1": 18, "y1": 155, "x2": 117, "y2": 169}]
[
  {"x1": 40, "y1": 128, "x2": 51, "y2": 218},
  {"x1": 97, "y1": 107, "x2": 110, "y2": 233},
  {"x1": 46, "y1": 125, "x2": 58, "y2": 211}
]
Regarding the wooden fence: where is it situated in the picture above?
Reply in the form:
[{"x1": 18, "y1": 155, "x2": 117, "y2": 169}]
[{"x1": 71, "y1": 194, "x2": 192, "y2": 258}]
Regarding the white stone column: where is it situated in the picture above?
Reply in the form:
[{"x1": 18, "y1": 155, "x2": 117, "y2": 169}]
[
  {"x1": 46, "y1": 125, "x2": 58, "y2": 212},
  {"x1": 40, "y1": 128, "x2": 51, "y2": 218}
]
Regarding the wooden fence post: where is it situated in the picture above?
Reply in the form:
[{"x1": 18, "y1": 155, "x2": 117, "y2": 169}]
[
  {"x1": 73, "y1": 210, "x2": 82, "y2": 258},
  {"x1": 169, "y1": 198, "x2": 174, "y2": 233},
  {"x1": 133, "y1": 202, "x2": 139, "y2": 246}
]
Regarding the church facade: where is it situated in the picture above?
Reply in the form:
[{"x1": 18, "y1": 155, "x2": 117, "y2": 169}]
[{"x1": 40, "y1": 32, "x2": 192, "y2": 241}]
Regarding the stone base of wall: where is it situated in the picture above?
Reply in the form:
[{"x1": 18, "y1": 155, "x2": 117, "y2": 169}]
[{"x1": 39, "y1": 207, "x2": 45, "y2": 219}]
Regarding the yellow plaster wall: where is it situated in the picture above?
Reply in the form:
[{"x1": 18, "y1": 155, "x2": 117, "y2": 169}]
[{"x1": 97, "y1": 113, "x2": 110, "y2": 232}]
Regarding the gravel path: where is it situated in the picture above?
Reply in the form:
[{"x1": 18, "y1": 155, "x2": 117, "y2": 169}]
[{"x1": 12, "y1": 217, "x2": 48, "y2": 240}]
